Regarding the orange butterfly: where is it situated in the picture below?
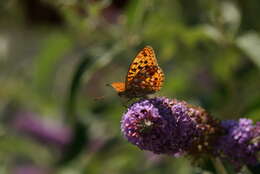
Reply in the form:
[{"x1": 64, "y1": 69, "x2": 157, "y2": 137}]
[{"x1": 110, "y1": 46, "x2": 164, "y2": 99}]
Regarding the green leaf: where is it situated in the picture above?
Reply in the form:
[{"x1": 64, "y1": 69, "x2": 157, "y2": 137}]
[
  {"x1": 66, "y1": 55, "x2": 92, "y2": 122},
  {"x1": 33, "y1": 32, "x2": 73, "y2": 93},
  {"x1": 237, "y1": 32, "x2": 260, "y2": 68}
]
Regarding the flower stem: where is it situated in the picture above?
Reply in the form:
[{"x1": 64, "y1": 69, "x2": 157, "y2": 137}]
[{"x1": 211, "y1": 157, "x2": 229, "y2": 174}]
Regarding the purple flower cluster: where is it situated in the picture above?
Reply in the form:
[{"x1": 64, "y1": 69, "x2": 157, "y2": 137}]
[
  {"x1": 121, "y1": 97, "x2": 220, "y2": 157},
  {"x1": 215, "y1": 118, "x2": 260, "y2": 169},
  {"x1": 10, "y1": 112, "x2": 72, "y2": 149},
  {"x1": 121, "y1": 97, "x2": 260, "y2": 170},
  {"x1": 11, "y1": 165, "x2": 48, "y2": 174}
]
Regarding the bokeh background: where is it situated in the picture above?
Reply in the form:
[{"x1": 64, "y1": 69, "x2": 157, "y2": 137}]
[{"x1": 0, "y1": 0, "x2": 260, "y2": 173}]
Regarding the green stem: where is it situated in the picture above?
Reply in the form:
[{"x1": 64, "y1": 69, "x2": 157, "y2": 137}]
[{"x1": 211, "y1": 157, "x2": 229, "y2": 174}]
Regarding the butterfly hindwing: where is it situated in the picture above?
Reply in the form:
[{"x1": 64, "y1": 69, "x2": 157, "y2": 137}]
[
  {"x1": 110, "y1": 82, "x2": 125, "y2": 93},
  {"x1": 127, "y1": 65, "x2": 164, "y2": 97}
]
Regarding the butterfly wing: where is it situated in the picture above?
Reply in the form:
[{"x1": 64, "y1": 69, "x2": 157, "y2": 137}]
[
  {"x1": 126, "y1": 65, "x2": 164, "y2": 97},
  {"x1": 125, "y1": 46, "x2": 158, "y2": 89},
  {"x1": 110, "y1": 82, "x2": 125, "y2": 93}
]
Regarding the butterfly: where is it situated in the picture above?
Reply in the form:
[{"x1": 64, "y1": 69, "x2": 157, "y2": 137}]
[{"x1": 110, "y1": 46, "x2": 164, "y2": 99}]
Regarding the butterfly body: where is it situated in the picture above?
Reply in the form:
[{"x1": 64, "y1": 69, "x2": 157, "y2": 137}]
[{"x1": 110, "y1": 46, "x2": 164, "y2": 99}]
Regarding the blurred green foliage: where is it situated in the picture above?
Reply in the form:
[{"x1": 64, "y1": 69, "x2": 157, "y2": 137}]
[{"x1": 0, "y1": 0, "x2": 260, "y2": 173}]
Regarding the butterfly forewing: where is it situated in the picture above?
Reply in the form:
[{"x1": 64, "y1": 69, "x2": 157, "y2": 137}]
[{"x1": 125, "y1": 46, "x2": 158, "y2": 89}]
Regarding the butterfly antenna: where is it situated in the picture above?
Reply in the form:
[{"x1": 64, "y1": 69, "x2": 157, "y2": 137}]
[{"x1": 93, "y1": 96, "x2": 106, "y2": 101}]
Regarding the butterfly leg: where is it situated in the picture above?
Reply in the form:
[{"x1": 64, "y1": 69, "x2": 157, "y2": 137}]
[
  {"x1": 119, "y1": 97, "x2": 131, "y2": 108},
  {"x1": 121, "y1": 98, "x2": 136, "y2": 108},
  {"x1": 121, "y1": 101, "x2": 128, "y2": 108}
]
